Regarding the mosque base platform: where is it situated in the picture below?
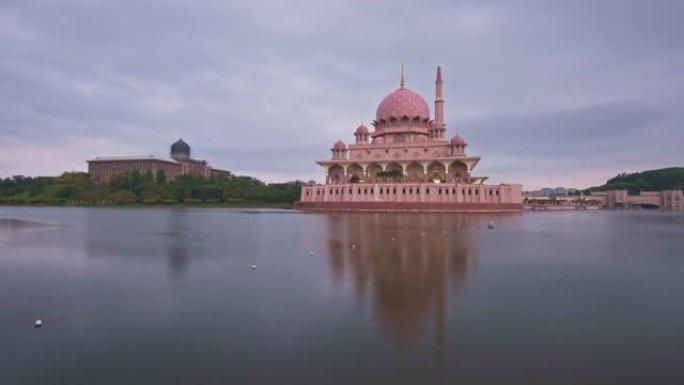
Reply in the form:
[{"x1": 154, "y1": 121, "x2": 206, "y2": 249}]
[{"x1": 293, "y1": 201, "x2": 523, "y2": 213}]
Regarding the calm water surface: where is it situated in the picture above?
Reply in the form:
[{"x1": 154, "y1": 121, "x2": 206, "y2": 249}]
[{"x1": 1, "y1": 207, "x2": 683, "y2": 384}]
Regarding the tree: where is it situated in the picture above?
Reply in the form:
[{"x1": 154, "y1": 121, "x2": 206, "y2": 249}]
[
  {"x1": 56, "y1": 185, "x2": 74, "y2": 199},
  {"x1": 156, "y1": 169, "x2": 167, "y2": 184}
]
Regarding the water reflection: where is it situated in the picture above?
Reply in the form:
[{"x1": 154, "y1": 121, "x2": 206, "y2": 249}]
[
  {"x1": 85, "y1": 209, "x2": 193, "y2": 278},
  {"x1": 325, "y1": 214, "x2": 479, "y2": 351},
  {"x1": 166, "y1": 214, "x2": 189, "y2": 278}
]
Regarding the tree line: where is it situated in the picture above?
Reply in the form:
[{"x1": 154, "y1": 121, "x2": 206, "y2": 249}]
[
  {"x1": 585, "y1": 167, "x2": 684, "y2": 195},
  {"x1": 0, "y1": 171, "x2": 302, "y2": 206}
]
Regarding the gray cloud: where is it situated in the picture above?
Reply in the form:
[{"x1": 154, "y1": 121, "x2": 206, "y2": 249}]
[{"x1": 1, "y1": 0, "x2": 682, "y2": 189}]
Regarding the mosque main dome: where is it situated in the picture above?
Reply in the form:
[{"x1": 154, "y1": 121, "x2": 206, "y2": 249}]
[{"x1": 375, "y1": 88, "x2": 430, "y2": 122}]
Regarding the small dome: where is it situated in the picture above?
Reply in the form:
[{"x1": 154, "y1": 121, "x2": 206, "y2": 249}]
[
  {"x1": 373, "y1": 136, "x2": 385, "y2": 144},
  {"x1": 356, "y1": 124, "x2": 368, "y2": 134},
  {"x1": 333, "y1": 140, "x2": 346, "y2": 150},
  {"x1": 430, "y1": 120, "x2": 445, "y2": 130},
  {"x1": 171, "y1": 138, "x2": 190, "y2": 156},
  {"x1": 450, "y1": 134, "x2": 466, "y2": 145},
  {"x1": 376, "y1": 88, "x2": 430, "y2": 122}
]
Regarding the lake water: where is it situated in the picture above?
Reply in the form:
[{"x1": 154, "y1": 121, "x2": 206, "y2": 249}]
[{"x1": 1, "y1": 207, "x2": 683, "y2": 385}]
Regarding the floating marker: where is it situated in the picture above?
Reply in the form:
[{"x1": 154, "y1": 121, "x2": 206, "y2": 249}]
[
  {"x1": 310, "y1": 251, "x2": 314, "y2": 256},
  {"x1": 487, "y1": 222, "x2": 495, "y2": 229},
  {"x1": 34, "y1": 319, "x2": 43, "y2": 328},
  {"x1": 352, "y1": 244, "x2": 356, "y2": 249},
  {"x1": 251, "y1": 265, "x2": 257, "y2": 270}
]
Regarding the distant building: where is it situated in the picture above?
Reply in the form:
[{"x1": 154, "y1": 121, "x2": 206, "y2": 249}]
[
  {"x1": 589, "y1": 190, "x2": 683, "y2": 210},
  {"x1": 87, "y1": 139, "x2": 231, "y2": 182},
  {"x1": 554, "y1": 187, "x2": 566, "y2": 196}
]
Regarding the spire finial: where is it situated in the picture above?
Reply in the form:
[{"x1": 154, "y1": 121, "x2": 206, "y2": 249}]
[{"x1": 400, "y1": 62, "x2": 405, "y2": 89}]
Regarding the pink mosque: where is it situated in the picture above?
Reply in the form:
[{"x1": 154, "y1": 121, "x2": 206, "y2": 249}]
[{"x1": 295, "y1": 66, "x2": 523, "y2": 212}]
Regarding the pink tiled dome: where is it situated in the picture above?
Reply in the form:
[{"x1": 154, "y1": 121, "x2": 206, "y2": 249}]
[
  {"x1": 450, "y1": 134, "x2": 466, "y2": 145},
  {"x1": 333, "y1": 140, "x2": 346, "y2": 150},
  {"x1": 430, "y1": 120, "x2": 445, "y2": 129},
  {"x1": 376, "y1": 88, "x2": 430, "y2": 122},
  {"x1": 356, "y1": 124, "x2": 368, "y2": 134}
]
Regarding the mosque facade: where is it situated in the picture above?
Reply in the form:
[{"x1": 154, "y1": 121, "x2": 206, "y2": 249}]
[
  {"x1": 87, "y1": 139, "x2": 231, "y2": 182},
  {"x1": 295, "y1": 66, "x2": 523, "y2": 212}
]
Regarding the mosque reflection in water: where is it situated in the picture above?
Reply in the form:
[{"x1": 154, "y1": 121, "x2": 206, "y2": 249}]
[{"x1": 324, "y1": 213, "x2": 481, "y2": 348}]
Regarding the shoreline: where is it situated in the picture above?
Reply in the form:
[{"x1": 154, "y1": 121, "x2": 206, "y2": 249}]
[{"x1": 0, "y1": 202, "x2": 295, "y2": 209}]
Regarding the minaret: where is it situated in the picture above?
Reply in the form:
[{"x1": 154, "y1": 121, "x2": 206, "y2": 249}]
[{"x1": 435, "y1": 66, "x2": 444, "y2": 126}]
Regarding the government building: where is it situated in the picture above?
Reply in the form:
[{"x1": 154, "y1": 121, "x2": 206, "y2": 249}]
[
  {"x1": 87, "y1": 139, "x2": 231, "y2": 182},
  {"x1": 295, "y1": 66, "x2": 523, "y2": 212}
]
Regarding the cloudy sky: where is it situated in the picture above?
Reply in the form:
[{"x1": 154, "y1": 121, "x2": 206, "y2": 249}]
[{"x1": 1, "y1": 0, "x2": 682, "y2": 189}]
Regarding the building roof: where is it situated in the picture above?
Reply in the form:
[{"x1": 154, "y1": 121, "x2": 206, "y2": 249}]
[{"x1": 88, "y1": 155, "x2": 179, "y2": 163}]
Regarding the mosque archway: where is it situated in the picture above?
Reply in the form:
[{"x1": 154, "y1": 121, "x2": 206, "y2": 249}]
[
  {"x1": 448, "y1": 161, "x2": 468, "y2": 183},
  {"x1": 427, "y1": 162, "x2": 446, "y2": 183},
  {"x1": 367, "y1": 163, "x2": 382, "y2": 183},
  {"x1": 347, "y1": 164, "x2": 363, "y2": 183},
  {"x1": 385, "y1": 163, "x2": 404, "y2": 182},
  {"x1": 406, "y1": 162, "x2": 424, "y2": 182},
  {"x1": 328, "y1": 165, "x2": 345, "y2": 185}
]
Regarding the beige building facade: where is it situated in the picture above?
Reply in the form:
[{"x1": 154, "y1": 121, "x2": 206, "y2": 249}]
[
  {"x1": 590, "y1": 190, "x2": 683, "y2": 209},
  {"x1": 88, "y1": 139, "x2": 231, "y2": 182}
]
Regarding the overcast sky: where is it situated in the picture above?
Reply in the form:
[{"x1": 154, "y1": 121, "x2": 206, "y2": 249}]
[{"x1": 1, "y1": 0, "x2": 682, "y2": 189}]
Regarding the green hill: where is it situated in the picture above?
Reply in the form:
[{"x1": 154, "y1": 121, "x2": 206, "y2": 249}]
[
  {"x1": 587, "y1": 167, "x2": 684, "y2": 194},
  {"x1": 0, "y1": 172, "x2": 302, "y2": 206}
]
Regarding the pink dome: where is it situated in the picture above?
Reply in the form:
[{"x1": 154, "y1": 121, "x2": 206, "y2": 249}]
[
  {"x1": 373, "y1": 136, "x2": 385, "y2": 144},
  {"x1": 450, "y1": 134, "x2": 466, "y2": 145},
  {"x1": 430, "y1": 120, "x2": 445, "y2": 129},
  {"x1": 376, "y1": 88, "x2": 430, "y2": 122},
  {"x1": 356, "y1": 124, "x2": 368, "y2": 134},
  {"x1": 333, "y1": 140, "x2": 346, "y2": 150}
]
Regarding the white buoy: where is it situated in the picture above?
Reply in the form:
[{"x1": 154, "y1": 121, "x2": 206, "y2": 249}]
[
  {"x1": 352, "y1": 244, "x2": 356, "y2": 249},
  {"x1": 34, "y1": 319, "x2": 43, "y2": 328},
  {"x1": 251, "y1": 265, "x2": 257, "y2": 270},
  {"x1": 488, "y1": 222, "x2": 496, "y2": 230},
  {"x1": 392, "y1": 237, "x2": 395, "y2": 241},
  {"x1": 310, "y1": 251, "x2": 314, "y2": 256}
]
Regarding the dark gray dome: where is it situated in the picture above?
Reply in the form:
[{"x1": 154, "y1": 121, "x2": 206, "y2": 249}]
[{"x1": 171, "y1": 139, "x2": 190, "y2": 157}]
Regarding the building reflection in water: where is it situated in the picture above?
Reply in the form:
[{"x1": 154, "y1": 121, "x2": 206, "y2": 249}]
[
  {"x1": 325, "y1": 213, "x2": 479, "y2": 357},
  {"x1": 166, "y1": 211, "x2": 189, "y2": 278},
  {"x1": 85, "y1": 208, "x2": 192, "y2": 279}
]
